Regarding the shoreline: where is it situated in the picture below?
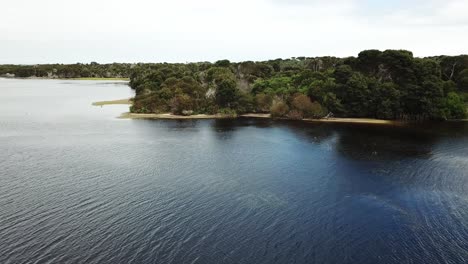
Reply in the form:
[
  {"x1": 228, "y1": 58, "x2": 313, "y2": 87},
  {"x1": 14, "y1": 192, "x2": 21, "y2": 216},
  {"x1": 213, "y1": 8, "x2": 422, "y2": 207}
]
[
  {"x1": 1, "y1": 76, "x2": 129, "y2": 81},
  {"x1": 71, "y1": 77, "x2": 129, "y2": 81},
  {"x1": 119, "y1": 112, "x2": 234, "y2": 119},
  {"x1": 119, "y1": 112, "x2": 402, "y2": 125},
  {"x1": 303, "y1": 117, "x2": 398, "y2": 125},
  {"x1": 92, "y1": 98, "x2": 133, "y2": 106},
  {"x1": 94, "y1": 98, "x2": 465, "y2": 125}
]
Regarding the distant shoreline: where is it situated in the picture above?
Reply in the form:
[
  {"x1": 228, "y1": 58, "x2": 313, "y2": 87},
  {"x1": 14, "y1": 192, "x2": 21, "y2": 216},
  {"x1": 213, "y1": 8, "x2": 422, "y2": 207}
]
[{"x1": 1, "y1": 76, "x2": 129, "y2": 81}]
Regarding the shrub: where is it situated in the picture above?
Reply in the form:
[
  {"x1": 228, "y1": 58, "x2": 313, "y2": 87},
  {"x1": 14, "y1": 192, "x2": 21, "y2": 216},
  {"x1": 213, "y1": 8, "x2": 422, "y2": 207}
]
[
  {"x1": 234, "y1": 92, "x2": 255, "y2": 114},
  {"x1": 444, "y1": 92, "x2": 467, "y2": 119},
  {"x1": 255, "y1": 93, "x2": 273, "y2": 112},
  {"x1": 287, "y1": 110, "x2": 303, "y2": 120},
  {"x1": 218, "y1": 108, "x2": 237, "y2": 117},
  {"x1": 131, "y1": 94, "x2": 168, "y2": 113},
  {"x1": 170, "y1": 94, "x2": 193, "y2": 115},
  {"x1": 291, "y1": 94, "x2": 327, "y2": 118},
  {"x1": 270, "y1": 101, "x2": 289, "y2": 118},
  {"x1": 291, "y1": 94, "x2": 313, "y2": 112},
  {"x1": 308, "y1": 101, "x2": 328, "y2": 118}
]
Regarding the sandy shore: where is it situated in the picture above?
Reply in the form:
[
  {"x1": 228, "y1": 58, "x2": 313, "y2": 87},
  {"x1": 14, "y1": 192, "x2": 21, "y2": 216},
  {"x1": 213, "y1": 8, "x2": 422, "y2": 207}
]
[
  {"x1": 120, "y1": 112, "x2": 400, "y2": 125},
  {"x1": 95, "y1": 98, "x2": 401, "y2": 125},
  {"x1": 303, "y1": 117, "x2": 398, "y2": 125},
  {"x1": 238, "y1": 113, "x2": 398, "y2": 124},
  {"x1": 119, "y1": 112, "x2": 235, "y2": 119},
  {"x1": 92, "y1": 98, "x2": 133, "y2": 106},
  {"x1": 73, "y1": 77, "x2": 129, "y2": 81},
  {"x1": 240, "y1": 113, "x2": 271, "y2": 118}
]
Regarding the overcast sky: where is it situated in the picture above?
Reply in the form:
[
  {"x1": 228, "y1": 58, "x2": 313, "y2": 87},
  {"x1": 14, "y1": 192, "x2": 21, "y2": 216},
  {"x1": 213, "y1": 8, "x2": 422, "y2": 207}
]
[{"x1": 1, "y1": 0, "x2": 467, "y2": 64}]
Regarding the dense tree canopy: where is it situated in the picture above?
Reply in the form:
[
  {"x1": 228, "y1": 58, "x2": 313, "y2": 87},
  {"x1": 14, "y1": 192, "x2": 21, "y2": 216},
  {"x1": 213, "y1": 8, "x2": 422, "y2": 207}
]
[
  {"x1": 127, "y1": 50, "x2": 467, "y2": 120},
  {"x1": 2, "y1": 50, "x2": 467, "y2": 120},
  {"x1": 0, "y1": 63, "x2": 132, "y2": 79}
]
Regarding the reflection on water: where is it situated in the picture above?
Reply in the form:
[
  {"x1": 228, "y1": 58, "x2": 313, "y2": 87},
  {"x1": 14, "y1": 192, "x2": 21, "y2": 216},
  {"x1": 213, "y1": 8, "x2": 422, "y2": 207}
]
[
  {"x1": 335, "y1": 125, "x2": 437, "y2": 160},
  {"x1": 1, "y1": 79, "x2": 468, "y2": 264}
]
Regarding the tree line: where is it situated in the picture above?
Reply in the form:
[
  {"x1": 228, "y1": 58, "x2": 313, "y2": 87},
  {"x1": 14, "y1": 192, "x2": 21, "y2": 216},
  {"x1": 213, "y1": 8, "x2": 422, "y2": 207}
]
[
  {"x1": 129, "y1": 50, "x2": 468, "y2": 120},
  {"x1": 1, "y1": 50, "x2": 467, "y2": 120},
  {"x1": 0, "y1": 62, "x2": 132, "y2": 79}
]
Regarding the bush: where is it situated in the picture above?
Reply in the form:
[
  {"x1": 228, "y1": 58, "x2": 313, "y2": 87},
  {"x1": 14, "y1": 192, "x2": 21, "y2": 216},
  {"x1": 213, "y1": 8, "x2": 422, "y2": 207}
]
[
  {"x1": 170, "y1": 94, "x2": 193, "y2": 115},
  {"x1": 291, "y1": 94, "x2": 327, "y2": 118},
  {"x1": 255, "y1": 93, "x2": 273, "y2": 112},
  {"x1": 444, "y1": 92, "x2": 467, "y2": 119},
  {"x1": 270, "y1": 101, "x2": 289, "y2": 118},
  {"x1": 218, "y1": 108, "x2": 237, "y2": 117},
  {"x1": 199, "y1": 98, "x2": 218, "y2": 114},
  {"x1": 131, "y1": 94, "x2": 168, "y2": 113},
  {"x1": 308, "y1": 101, "x2": 328, "y2": 118},
  {"x1": 234, "y1": 92, "x2": 255, "y2": 114},
  {"x1": 291, "y1": 94, "x2": 313, "y2": 112},
  {"x1": 287, "y1": 110, "x2": 303, "y2": 120}
]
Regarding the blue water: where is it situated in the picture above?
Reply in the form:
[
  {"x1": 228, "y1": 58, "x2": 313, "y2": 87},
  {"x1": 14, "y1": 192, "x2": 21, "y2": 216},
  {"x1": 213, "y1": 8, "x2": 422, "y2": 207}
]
[{"x1": 1, "y1": 78, "x2": 468, "y2": 264}]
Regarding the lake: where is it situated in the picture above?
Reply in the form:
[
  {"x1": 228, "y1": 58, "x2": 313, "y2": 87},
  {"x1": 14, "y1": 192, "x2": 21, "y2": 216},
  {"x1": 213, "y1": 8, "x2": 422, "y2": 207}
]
[{"x1": 1, "y1": 78, "x2": 468, "y2": 264}]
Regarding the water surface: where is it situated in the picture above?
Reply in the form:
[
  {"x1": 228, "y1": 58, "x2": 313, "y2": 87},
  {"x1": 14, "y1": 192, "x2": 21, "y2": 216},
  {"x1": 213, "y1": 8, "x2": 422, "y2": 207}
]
[{"x1": 1, "y1": 79, "x2": 468, "y2": 264}]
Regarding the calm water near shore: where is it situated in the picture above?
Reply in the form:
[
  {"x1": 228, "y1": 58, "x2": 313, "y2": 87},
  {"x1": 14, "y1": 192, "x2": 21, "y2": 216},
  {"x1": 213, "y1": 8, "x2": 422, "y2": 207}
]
[{"x1": 1, "y1": 78, "x2": 468, "y2": 264}]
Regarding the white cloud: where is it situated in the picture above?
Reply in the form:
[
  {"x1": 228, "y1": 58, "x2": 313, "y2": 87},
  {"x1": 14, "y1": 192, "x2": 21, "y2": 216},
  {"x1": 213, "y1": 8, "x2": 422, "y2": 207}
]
[
  {"x1": 0, "y1": 0, "x2": 467, "y2": 64},
  {"x1": 377, "y1": 0, "x2": 468, "y2": 27}
]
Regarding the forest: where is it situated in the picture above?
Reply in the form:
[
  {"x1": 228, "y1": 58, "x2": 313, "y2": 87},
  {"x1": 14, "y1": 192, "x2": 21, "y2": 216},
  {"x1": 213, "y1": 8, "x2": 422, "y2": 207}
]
[
  {"x1": 0, "y1": 63, "x2": 132, "y2": 79},
  {"x1": 1, "y1": 50, "x2": 468, "y2": 120},
  {"x1": 128, "y1": 50, "x2": 468, "y2": 120}
]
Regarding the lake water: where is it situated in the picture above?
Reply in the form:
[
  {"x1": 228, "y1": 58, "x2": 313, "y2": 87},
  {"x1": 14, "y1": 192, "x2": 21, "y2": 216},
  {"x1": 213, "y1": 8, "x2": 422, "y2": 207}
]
[{"x1": 1, "y1": 78, "x2": 468, "y2": 264}]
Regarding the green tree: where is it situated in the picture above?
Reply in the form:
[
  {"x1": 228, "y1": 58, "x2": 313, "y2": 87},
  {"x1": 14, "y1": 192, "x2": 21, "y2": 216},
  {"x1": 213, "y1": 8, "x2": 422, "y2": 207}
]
[
  {"x1": 443, "y1": 92, "x2": 467, "y2": 119},
  {"x1": 342, "y1": 73, "x2": 371, "y2": 117},
  {"x1": 215, "y1": 60, "x2": 231, "y2": 67},
  {"x1": 371, "y1": 82, "x2": 401, "y2": 119},
  {"x1": 216, "y1": 79, "x2": 238, "y2": 107},
  {"x1": 457, "y1": 69, "x2": 468, "y2": 91},
  {"x1": 357, "y1": 49, "x2": 382, "y2": 75},
  {"x1": 334, "y1": 65, "x2": 353, "y2": 84},
  {"x1": 381, "y1": 50, "x2": 416, "y2": 85}
]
